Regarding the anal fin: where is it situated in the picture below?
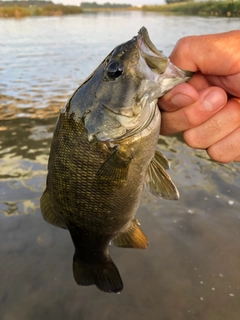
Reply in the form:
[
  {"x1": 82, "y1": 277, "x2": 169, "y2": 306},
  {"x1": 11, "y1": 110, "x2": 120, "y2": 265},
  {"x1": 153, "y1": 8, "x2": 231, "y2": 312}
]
[{"x1": 113, "y1": 218, "x2": 148, "y2": 249}]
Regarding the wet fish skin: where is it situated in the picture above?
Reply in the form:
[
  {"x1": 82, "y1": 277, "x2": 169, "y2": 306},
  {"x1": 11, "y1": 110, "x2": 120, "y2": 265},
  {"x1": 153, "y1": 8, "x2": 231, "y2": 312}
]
[
  {"x1": 40, "y1": 27, "x2": 193, "y2": 293},
  {"x1": 41, "y1": 103, "x2": 160, "y2": 293}
]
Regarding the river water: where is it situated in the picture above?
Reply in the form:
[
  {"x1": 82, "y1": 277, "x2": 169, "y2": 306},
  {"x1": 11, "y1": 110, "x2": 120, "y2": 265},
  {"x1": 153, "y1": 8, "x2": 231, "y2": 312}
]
[{"x1": 0, "y1": 11, "x2": 240, "y2": 320}]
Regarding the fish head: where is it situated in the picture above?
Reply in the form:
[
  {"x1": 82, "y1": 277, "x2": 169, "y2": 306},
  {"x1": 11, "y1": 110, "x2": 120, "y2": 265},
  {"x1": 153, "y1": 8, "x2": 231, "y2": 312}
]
[
  {"x1": 99, "y1": 26, "x2": 172, "y2": 116},
  {"x1": 70, "y1": 27, "x2": 193, "y2": 142}
]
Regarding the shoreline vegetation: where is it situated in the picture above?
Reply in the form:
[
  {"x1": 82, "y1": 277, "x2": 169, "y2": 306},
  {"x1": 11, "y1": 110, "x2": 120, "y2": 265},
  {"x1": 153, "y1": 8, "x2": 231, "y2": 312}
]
[
  {"x1": 0, "y1": 0, "x2": 240, "y2": 18},
  {"x1": 0, "y1": 0, "x2": 83, "y2": 17},
  {"x1": 143, "y1": 2, "x2": 240, "y2": 17}
]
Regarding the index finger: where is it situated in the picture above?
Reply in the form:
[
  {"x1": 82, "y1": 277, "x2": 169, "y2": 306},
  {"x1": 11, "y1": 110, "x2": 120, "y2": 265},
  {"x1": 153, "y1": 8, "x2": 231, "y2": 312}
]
[{"x1": 169, "y1": 31, "x2": 240, "y2": 76}]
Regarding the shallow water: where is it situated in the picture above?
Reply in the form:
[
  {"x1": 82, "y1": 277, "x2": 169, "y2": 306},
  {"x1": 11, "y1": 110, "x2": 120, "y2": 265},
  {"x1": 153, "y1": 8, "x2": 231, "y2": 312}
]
[{"x1": 0, "y1": 11, "x2": 240, "y2": 320}]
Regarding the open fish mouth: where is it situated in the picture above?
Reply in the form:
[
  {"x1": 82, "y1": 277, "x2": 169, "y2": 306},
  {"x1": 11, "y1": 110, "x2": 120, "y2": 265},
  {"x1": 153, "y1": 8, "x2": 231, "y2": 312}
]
[
  {"x1": 137, "y1": 26, "x2": 163, "y2": 58},
  {"x1": 137, "y1": 26, "x2": 169, "y2": 75}
]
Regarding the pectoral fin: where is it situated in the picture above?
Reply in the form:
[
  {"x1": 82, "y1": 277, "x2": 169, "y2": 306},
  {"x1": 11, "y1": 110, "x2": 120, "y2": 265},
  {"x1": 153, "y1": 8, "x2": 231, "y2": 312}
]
[
  {"x1": 40, "y1": 190, "x2": 67, "y2": 229},
  {"x1": 113, "y1": 219, "x2": 148, "y2": 249},
  {"x1": 154, "y1": 148, "x2": 170, "y2": 170},
  {"x1": 145, "y1": 151, "x2": 179, "y2": 200},
  {"x1": 96, "y1": 146, "x2": 132, "y2": 184}
]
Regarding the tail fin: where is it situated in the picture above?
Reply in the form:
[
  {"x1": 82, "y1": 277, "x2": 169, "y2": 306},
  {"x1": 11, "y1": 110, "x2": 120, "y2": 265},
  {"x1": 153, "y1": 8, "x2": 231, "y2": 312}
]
[{"x1": 73, "y1": 254, "x2": 123, "y2": 293}]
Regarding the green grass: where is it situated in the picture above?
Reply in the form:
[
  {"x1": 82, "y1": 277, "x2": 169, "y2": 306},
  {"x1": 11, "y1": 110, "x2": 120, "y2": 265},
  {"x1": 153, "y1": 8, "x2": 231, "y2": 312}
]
[
  {"x1": 0, "y1": 4, "x2": 83, "y2": 18},
  {"x1": 1, "y1": 1, "x2": 240, "y2": 18},
  {"x1": 142, "y1": 1, "x2": 240, "y2": 17}
]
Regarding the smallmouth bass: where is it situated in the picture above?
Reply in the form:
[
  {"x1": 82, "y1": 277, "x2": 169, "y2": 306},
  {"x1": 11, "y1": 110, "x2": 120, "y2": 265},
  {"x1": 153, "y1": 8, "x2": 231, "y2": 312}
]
[{"x1": 40, "y1": 27, "x2": 193, "y2": 293}]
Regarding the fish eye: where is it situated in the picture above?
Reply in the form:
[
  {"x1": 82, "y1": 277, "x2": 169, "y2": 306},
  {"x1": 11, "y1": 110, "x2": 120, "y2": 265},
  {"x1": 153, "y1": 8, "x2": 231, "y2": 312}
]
[{"x1": 106, "y1": 61, "x2": 124, "y2": 80}]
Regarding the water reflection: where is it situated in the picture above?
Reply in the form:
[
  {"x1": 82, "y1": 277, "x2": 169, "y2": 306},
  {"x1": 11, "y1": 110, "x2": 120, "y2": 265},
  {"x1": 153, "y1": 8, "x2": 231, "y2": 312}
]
[
  {"x1": 0, "y1": 96, "x2": 63, "y2": 216},
  {"x1": 1, "y1": 11, "x2": 240, "y2": 320}
]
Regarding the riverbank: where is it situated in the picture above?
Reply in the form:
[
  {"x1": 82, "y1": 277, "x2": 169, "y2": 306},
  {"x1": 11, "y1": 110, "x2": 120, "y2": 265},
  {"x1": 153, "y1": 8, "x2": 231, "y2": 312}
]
[
  {"x1": 1, "y1": 1, "x2": 240, "y2": 18},
  {"x1": 0, "y1": 2, "x2": 83, "y2": 18},
  {"x1": 142, "y1": 1, "x2": 240, "y2": 17}
]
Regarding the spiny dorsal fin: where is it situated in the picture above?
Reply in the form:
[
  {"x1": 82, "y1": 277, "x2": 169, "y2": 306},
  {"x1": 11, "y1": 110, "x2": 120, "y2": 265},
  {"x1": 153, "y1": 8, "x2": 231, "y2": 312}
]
[
  {"x1": 145, "y1": 153, "x2": 179, "y2": 200},
  {"x1": 40, "y1": 190, "x2": 67, "y2": 229},
  {"x1": 113, "y1": 218, "x2": 148, "y2": 249}
]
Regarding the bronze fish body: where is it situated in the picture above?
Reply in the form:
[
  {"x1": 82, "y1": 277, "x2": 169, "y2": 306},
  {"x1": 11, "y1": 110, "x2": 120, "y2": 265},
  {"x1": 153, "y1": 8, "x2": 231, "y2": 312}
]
[{"x1": 40, "y1": 27, "x2": 193, "y2": 293}]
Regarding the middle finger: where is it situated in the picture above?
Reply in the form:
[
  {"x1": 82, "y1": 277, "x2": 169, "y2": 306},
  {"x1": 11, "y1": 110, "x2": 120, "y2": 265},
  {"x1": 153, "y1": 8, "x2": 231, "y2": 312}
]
[{"x1": 183, "y1": 98, "x2": 240, "y2": 149}]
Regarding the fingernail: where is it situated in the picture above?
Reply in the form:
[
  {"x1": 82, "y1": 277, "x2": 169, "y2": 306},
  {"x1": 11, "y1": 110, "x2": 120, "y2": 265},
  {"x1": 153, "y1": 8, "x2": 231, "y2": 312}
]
[
  {"x1": 171, "y1": 94, "x2": 195, "y2": 107},
  {"x1": 203, "y1": 91, "x2": 226, "y2": 111}
]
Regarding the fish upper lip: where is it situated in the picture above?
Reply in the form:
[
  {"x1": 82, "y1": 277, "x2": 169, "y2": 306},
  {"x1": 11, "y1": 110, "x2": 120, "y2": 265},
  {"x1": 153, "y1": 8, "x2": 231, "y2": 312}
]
[{"x1": 137, "y1": 26, "x2": 162, "y2": 57}]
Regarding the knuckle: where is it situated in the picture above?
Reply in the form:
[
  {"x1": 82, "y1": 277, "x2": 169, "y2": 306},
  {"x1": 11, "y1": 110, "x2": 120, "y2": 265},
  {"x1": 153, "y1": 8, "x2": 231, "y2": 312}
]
[
  {"x1": 208, "y1": 118, "x2": 222, "y2": 133},
  {"x1": 229, "y1": 98, "x2": 240, "y2": 121},
  {"x1": 183, "y1": 129, "x2": 204, "y2": 149},
  {"x1": 181, "y1": 109, "x2": 198, "y2": 129},
  {"x1": 172, "y1": 36, "x2": 196, "y2": 64},
  {"x1": 174, "y1": 37, "x2": 190, "y2": 52}
]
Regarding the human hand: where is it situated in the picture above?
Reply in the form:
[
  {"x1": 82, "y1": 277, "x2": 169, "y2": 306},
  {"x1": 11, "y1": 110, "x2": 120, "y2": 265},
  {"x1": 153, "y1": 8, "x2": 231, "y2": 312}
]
[{"x1": 158, "y1": 31, "x2": 240, "y2": 163}]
